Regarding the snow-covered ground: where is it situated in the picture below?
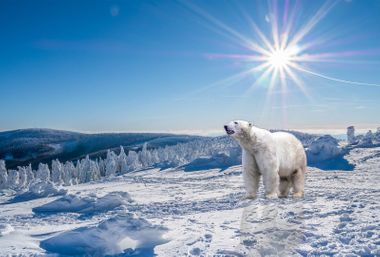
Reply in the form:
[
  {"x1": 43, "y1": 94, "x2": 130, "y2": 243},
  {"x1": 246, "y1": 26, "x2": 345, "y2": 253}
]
[{"x1": 0, "y1": 147, "x2": 379, "y2": 256}]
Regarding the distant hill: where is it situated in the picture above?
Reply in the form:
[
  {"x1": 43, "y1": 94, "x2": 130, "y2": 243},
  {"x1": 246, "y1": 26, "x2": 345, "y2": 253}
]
[{"x1": 0, "y1": 128, "x2": 202, "y2": 169}]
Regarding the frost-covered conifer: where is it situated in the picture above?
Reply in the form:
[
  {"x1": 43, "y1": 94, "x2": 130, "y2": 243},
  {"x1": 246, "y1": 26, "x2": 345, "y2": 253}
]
[
  {"x1": 126, "y1": 150, "x2": 141, "y2": 171},
  {"x1": 80, "y1": 156, "x2": 92, "y2": 183},
  {"x1": 51, "y1": 160, "x2": 63, "y2": 185},
  {"x1": 86, "y1": 159, "x2": 100, "y2": 182},
  {"x1": 17, "y1": 166, "x2": 27, "y2": 189},
  {"x1": 139, "y1": 143, "x2": 153, "y2": 168},
  {"x1": 0, "y1": 160, "x2": 8, "y2": 190},
  {"x1": 64, "y1": 161, "x2": 77, "y2": 185},
  {"x1": 25, "y1": 164, "x2": 34, "y2": 187},
  {"x1": 7, "y1": 169, "x2": 20, "y2": 190},
  {"x1": 105, "y1": 150, "x2": 117, "y2": 177},
  {"x1": 118, "y1": 146, "x2": 128, "y2": 174},
  {"x1": 98, "y1": 158, "x2": 106, "y2": 177},
  {"x1": 36, "y1": 163, "x2": 50, "y2": 182}
]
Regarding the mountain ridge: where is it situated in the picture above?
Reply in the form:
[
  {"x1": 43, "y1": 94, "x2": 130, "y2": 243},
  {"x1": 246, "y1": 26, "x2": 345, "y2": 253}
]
[{"x1": 0, "y1": 128, "x2": 202, "y2": 169}]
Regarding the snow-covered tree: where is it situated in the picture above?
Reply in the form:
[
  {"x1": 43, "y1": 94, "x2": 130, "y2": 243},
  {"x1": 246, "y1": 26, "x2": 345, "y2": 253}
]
[
  {"x1": 17, "y1": 166, "x2": 27, "y2": 189},
  {"x1": 118, "y1": 146, "x2": 128, "y2": 174},
  {"x1": 64, "y1": 161, "x2": 77, "y2": 185},
  {"x1": 0, "y1": 160, "x2": 8, "y2": 190},
  {"x1": 78, "y1": 156, "x2": 92, "y2": 183},
  {"x1": 36, "y1": 163, "x2": 50, "y2": 182},
  {"x1": 77, "y1": 155, "x2": 101, "y2": 183},
  {"x1": 51, "y1": 159, "x2": 63, "y2": 185},
  {"x1": 86, "y1": 159, "x2": 101, "y2": 182},
  {"x1": 7, "y1": 169, "x2": 20, "y2": 190},
  {"x1": 98, "y1": 158, "x2": 106, "y2": 177},
  {"x1": 126, "y1": 150, "x2": 142, "y2": 171},
  {"x1": 25, "y1": 164, "x2": 34, "y2": 187},
  {"x1": 139, "y1": 143, "x2": 153, "y2": 167},
  {"x1": 105, "y1": 150, "x2": 117, "y2": 177}
]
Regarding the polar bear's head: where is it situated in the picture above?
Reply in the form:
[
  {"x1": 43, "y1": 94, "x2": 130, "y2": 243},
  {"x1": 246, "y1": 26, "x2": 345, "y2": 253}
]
[{"x1": 224, "y1": 120, "x2": 252, "y2": 139}]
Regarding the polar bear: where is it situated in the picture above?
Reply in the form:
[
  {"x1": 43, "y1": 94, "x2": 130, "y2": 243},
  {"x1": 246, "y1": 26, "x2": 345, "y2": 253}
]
[{"x1": 224, "y1": 120, "x2": 306, "y2": 198}]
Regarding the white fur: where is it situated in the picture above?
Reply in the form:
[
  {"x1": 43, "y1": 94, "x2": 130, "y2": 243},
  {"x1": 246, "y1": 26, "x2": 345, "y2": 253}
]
[{"x1": 224, "y1": 120, "x2": 306, "y2": 198}]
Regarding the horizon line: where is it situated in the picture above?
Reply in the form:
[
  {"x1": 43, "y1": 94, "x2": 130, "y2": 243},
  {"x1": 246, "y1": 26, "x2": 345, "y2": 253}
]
[{"x1": 0, "y1": 125, "x2": 379, "y2": 136}]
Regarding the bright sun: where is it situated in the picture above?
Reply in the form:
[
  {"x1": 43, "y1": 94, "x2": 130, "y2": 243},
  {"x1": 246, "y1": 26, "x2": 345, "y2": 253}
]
[{"x1": 267, "y1": 49, "x2": 292, "y2": 69}]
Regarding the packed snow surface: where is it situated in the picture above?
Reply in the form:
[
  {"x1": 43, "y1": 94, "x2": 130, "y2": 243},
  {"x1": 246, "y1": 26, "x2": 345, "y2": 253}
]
[{"x1": 0, "y1": 147, "x2": 379, "y2": 256}]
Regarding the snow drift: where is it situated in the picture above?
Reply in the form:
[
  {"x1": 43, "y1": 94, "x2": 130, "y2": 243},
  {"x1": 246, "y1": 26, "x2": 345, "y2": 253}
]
[
  {"x1": 33, "y1": 191, "x2": 132, "y2": 214},
  {"x1": 40, "y1": 213, "x2": 169, "y2": 256},
  {"x1": 9, "y1": 180, "x2": 67, "y2": 203}
]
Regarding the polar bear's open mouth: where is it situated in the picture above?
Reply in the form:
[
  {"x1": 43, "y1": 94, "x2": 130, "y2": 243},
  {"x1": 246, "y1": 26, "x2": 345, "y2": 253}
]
[
  {"x1": 226, "y1": 130, "x2": 235, "y2": 135},
  {"x1": 224, "y1": 126, "x2": 235, "y2": 135}
]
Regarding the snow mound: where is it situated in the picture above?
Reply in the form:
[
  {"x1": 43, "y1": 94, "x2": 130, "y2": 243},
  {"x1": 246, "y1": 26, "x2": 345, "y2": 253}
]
[
  {"x1": 0, "y1": 224, "x2": 14, "y2": 237},
  {"x1": 40, "y1": 213, "x2": 169, "y2": 256},
  {"x1": 306, "y1": 135, "x2": 354, "y2": 170},
  {"x1": 9, "y1": 180, "x2": 67, "y2": 203},
  {"x1": 33, "y1": 191, "x2": 132, "y2": 214},
  {"x1": 307, "y1": 135, "x2": 342, "y2": 162}
]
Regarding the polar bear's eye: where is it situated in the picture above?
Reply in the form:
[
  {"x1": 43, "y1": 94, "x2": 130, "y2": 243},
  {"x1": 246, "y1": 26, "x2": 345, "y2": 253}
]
[{"x1": 234, "y1": 121, "x2": 238, "y2": 125}]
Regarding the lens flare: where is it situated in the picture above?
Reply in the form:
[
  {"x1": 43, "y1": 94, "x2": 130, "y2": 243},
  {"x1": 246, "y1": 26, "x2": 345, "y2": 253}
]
[{"x1": 181, "y1": 0, "x2": 380, "y2": 96}]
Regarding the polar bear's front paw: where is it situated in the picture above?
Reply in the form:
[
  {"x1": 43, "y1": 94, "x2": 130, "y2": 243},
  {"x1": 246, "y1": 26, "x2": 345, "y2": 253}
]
[
  {"x1": 293, "y1": 192, "x2": 304, "y2": 198},
  {"x1": 265, "y1": 192, "x2": 278, "y2": 199}
]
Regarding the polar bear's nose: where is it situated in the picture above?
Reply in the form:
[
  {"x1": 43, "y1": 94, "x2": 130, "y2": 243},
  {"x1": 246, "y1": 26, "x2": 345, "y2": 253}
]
[{"x1": 224, "y1": 125, "x2": 228, "y2": 131}]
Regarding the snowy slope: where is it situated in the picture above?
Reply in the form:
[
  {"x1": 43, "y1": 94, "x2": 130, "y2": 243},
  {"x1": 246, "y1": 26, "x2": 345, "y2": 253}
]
[{"x1": 0, "y1": 147, "x2": 379, "y2": 256}]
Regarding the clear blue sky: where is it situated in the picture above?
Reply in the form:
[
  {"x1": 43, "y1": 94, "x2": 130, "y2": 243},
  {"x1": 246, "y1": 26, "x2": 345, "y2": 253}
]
[{"x1": 1, "y1": 0, "x2": 380, "y2": 133}]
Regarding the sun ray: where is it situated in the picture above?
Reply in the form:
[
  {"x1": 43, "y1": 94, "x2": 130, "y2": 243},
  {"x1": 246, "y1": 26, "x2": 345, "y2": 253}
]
[
  {"x1": 279, "y1": 67, "x2": 289, "y2": 127},
  {"x1": 244, "y1": 65, "x2": 274, "y2": 96},
  {"x1": 284, "y1": 64, "x2": 313, "y2": 101},
  {"x1": 205, "y1": 53, "x2": 268, "y2": 62},
  {"x1": 287, "y1": 1, "x2": 338, "y2": 49},
  {"x1": 292, "y1": 65, "x2": 380, "y2": 87},
  {"x1": 267, "y1": 0, "x2": 281, "y2": 50},
  {"x1": 280, "y1": 0, "x2": 299, "y2": 50},
  {"x1": 244, "y1": 14, "x2": 276, "y2": 53},
  {"x1": 180, "y1": 0, "x2": 271, "y2": 56}
]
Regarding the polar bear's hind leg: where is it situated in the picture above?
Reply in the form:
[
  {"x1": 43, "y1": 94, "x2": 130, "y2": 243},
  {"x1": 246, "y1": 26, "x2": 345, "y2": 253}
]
[
  {"x1": 279, "y1": 177, "x2": 291, "y2": 198},
  {"x1": 292, "y1": 168, "x2": 305, "y2": 198}
]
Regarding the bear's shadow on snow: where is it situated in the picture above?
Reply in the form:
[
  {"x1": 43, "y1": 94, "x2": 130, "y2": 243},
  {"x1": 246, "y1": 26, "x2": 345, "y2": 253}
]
[{"x1": 307, "y1": 156, "x2": 354, "y2": 171}]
